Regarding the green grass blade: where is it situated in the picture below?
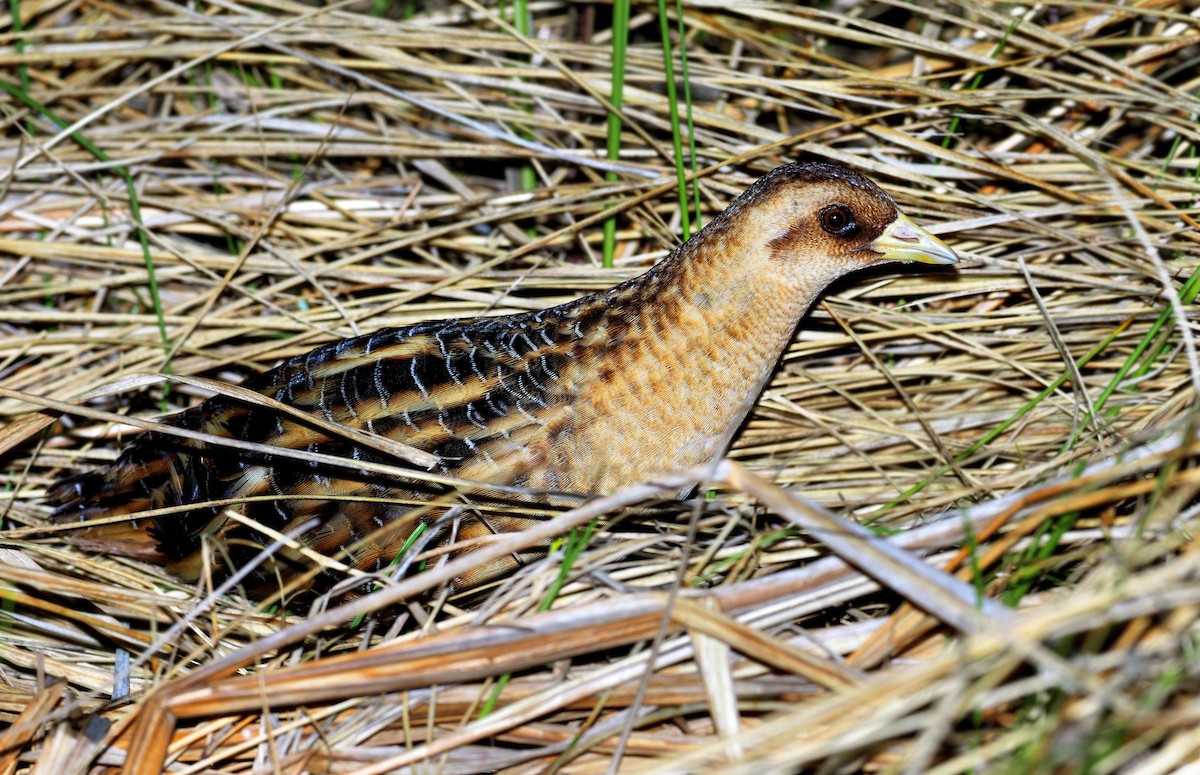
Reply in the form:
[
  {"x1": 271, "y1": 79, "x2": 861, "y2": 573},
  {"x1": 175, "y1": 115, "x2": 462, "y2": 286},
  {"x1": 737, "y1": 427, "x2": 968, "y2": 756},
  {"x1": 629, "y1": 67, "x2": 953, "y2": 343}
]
[
  {"x1": 602, "y1": 0, "x2": 632, "y2": 269},
  {"x1": 478, "y1": 520, "x2": 598, "y2": 717},
  {"x1": 8, "y1": 0, "x2": 31, "y2": 97},
  {"x1": 940, "y1": 10, "x2": 1026, "y2": 152},
  {"x1": 673, "y1": 0, "x2": 701, "y2": 232},
  {"x1": 873, "y1": 318, "x2": 1133, "y2": 516},
  {"x1": 1077, "y1": 268, "x2": 1200, "y2": 439},
  {"x1": 513, "y1": 0, "x2": 537, "y2": 194},
  {"x1": 656, "y1": 0, "x2": 690, "y2": 239},
  {"x1": 1, "y1": 79, "x2": 172, "y2": 403}
]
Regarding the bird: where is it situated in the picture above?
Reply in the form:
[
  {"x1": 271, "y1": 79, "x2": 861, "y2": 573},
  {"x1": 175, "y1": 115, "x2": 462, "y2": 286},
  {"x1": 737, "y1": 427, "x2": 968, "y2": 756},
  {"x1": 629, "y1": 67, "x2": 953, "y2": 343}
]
[{"x1": 47, "y1": 161, "x2": 958, "y2": 603}]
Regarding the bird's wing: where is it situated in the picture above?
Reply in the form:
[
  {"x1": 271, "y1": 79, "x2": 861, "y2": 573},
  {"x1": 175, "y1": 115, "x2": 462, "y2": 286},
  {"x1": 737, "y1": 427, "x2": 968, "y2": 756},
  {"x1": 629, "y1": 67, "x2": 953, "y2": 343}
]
[{"x1": 47, "y1": 313, "x2": 583, "y2": 593}]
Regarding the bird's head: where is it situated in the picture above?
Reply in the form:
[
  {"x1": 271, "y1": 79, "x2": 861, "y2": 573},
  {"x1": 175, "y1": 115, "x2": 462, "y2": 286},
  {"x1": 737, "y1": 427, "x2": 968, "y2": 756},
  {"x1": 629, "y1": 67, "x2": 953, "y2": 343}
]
[{"x1": 713, "y1": 161, "x2": 958, "y2": 292}]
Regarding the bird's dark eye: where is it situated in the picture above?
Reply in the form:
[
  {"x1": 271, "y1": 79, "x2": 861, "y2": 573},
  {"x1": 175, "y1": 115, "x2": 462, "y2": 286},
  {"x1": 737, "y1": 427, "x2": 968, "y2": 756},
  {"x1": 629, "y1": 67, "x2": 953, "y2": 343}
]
[{"x1": 820, "y1": 205, "x2": 857, "y2": 236}]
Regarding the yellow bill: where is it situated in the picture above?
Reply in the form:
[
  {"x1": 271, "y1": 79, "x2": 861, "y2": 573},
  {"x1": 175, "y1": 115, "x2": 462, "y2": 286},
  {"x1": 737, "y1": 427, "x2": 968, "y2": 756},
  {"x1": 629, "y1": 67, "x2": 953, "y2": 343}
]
[{"x1": 870, "y1": 213, "x2": 959, "y2": 265}]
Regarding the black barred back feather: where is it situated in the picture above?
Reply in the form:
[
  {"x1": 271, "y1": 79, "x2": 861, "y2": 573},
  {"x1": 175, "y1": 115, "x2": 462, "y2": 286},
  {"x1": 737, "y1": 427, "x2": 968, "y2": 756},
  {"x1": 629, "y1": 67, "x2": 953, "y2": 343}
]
[{"x1": 50, "y1": 309, "x2": 588, "y2": 595}]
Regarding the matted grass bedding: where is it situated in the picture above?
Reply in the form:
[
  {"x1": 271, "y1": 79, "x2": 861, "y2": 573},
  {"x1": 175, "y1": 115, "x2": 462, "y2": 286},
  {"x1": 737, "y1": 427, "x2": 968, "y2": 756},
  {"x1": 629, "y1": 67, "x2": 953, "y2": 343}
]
[{"x1": 1, "y1": 2, "x2": 1199, "y2": 772}]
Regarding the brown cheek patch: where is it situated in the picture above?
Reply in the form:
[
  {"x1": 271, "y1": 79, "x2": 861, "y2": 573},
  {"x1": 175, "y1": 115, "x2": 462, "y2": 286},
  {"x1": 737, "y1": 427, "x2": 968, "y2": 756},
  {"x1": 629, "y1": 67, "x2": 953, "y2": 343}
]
[
  {"x1": 767, "y1": 222, "x2": 839, "y2": 264},
  {"x1": 766, "y1": 223, "x2": 804, "y2": 257}
]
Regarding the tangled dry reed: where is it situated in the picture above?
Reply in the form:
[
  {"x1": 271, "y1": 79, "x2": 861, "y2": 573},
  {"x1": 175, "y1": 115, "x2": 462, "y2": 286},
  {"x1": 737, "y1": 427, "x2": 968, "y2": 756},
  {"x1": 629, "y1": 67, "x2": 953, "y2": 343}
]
[{"x1": 2, "y1": 1, "x2": 1199, "y2": 773}]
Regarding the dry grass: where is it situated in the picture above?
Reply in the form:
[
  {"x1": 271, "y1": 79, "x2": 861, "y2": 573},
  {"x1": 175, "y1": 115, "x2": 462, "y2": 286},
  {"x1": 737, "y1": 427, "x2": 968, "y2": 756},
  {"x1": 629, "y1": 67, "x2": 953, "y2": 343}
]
[{"x1": 2, "y1": 1, "x2": 1200, "y2": 773}]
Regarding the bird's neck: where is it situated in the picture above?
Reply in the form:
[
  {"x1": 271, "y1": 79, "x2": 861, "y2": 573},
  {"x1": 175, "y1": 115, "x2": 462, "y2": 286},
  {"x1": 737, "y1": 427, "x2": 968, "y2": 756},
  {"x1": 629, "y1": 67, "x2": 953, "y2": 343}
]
[
  {"x1": 554, "y1": 225, "x2": 826, "y2": 492},
  {"x1": 634, "y1": 222, "x2": 825, "y2": 364}
]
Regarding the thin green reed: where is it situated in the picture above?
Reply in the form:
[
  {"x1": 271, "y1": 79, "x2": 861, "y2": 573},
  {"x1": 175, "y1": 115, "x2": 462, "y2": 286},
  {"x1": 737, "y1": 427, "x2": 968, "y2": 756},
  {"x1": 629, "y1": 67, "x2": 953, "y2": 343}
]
[{"x1": 602, "y1": 0, "x2": 632, "y2": 269}]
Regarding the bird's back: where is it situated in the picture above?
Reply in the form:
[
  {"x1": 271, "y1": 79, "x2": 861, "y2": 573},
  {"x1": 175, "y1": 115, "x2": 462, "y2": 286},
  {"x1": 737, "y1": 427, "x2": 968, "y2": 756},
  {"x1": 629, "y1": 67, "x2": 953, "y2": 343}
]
[{"x1": 48, "y1": 305, "x2": 601, "y2": 597}]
